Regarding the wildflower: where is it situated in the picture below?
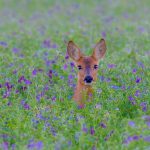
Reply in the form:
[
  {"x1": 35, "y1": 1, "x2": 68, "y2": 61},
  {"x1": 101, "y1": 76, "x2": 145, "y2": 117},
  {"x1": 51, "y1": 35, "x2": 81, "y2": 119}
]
[
  {"x1": 5, "y1": 82, "x2": 13, "y2": 91},
  {"x1": 107, "y1": 64, "x2": 116, "y2": 69},
  {"x1": 99, "y1": 76, "x2": 105, "y2": 82},
  {"x1": 128, "y1": 95, "x2": 136, "y2": 105},
  {"x1": 95, "y1": 103, "x2": 101, "y2": 109},
  {"x1": 68, "y1": 141, "x2": 72, "y2": 146},
  {"x1": 42, "y1": 39, "x2": 51, "y2": 48},
  {"x1": 135, "y1": 77, "x2": 141, "y2": 83},
  {"x1": 24, "y1": 79, "x2": 32, "y2": 85},
  {"x1": 128, "y1": 96, "x2": 134, "y2": 101},
  {"x1": 0, "y1": 41, "x2": 7, "y2": 47},
  {"x1": 18, "y1": 76, "x2": 25, "y2": 83},
  {"x1": 143, "y1": 136, "x2": 150, "y2": 142},
  {"x1": 51, "y1": 43, "x2": 57, "y2": 49},
  {"x1": 24, "y1": 103, "x2": 30, "y2": 110},
  {"x1": 123, "y1": 135, "x2": 141, "y2": 144},
  {"x1": 101, "y1": 31, "x2": 106, "y2": 38},
  {"x1": 27, "y1": 140, "x2": 43, "y2": 150},
  {"x1": 13, "y1": 70, "x2": 17, "y2": 74},
  {"x1": 70, "y1": 62, "x2": 75, "y2": 68},
  {"x1": 90, "y1": 127, "x2": 95, "y2": 135},
  {"x1": 99, "y1": 122, "x2": 107, "y2": 128},
  {"x1": 140, "y1": 102, "x2": 147, "y2": 112},
  {"x1": 82, "y1": 124, "x2": 88, "y2": 133},
  {"x1": 63, "y1": 64, "x2": 68, "y2": 70},
  {"x1": 134, "y1": 90, "x2": 140, "y2": 97},
  {"x1": 0, "y1": 142, "x2": 8, "y2": 150},
  {"x1": 20, "y1": 100, "x2": 30, "y2": 110},
  {"x1": 110, "y1": 85, "x2": 120, "y2": 90},
  {"x1": 3, "y1": 91, "x2": 10, "y2": 98},
  {"x1": 32, "y1": 69, "x2": 37, "y2": 76},
  {"x1": 128, "y1": 121, "x2": 135, "y2": 127},
  {"x1": 48, "y1": 70, "x2": 52, "y2": 79},
  {"x1": 51, "y1": 96, "x2": 56, "y2": 101},
  {"x1": 132, "y1": 68, "x2": 137, "y2": 74},
  {"x1": 65, "y1": 54, "x2": 69, "y2": 60},
  {"x1": 137, "y1": 61, "x2": 144, "y2": 68},
  {"x1": 12, "y1": 47, "x2": 20, "y2": 54}
]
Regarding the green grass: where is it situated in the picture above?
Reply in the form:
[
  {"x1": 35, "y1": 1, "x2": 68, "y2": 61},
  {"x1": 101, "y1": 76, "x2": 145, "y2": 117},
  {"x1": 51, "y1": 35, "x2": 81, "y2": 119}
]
[{"x1": 0, "y1": 0, "x2": 150, "y2": 149}]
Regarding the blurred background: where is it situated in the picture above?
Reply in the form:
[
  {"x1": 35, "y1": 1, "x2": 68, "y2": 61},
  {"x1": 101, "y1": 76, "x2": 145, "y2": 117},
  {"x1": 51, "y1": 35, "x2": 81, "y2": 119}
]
[{"x1": 0, "y1": 0, "x2": 150, "y2": 54}]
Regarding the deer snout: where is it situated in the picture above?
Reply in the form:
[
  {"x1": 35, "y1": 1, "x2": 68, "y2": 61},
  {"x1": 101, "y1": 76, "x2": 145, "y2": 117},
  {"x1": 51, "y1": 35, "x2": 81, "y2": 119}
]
[{"x1": 84, "y1": 76, "x2": 93, "y2": 83}]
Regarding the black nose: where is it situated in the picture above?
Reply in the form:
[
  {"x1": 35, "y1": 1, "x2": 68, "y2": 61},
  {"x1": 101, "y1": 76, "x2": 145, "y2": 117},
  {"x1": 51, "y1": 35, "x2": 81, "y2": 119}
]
[{"x1": 84, "y1": 76, "x2": 93, "y2": 83}]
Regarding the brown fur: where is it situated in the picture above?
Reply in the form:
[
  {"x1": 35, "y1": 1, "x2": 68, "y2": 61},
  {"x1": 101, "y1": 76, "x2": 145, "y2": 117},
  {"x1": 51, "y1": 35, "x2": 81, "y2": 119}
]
[{"x1": 67, "y1": 39, "x2": 106, "y2": 107}]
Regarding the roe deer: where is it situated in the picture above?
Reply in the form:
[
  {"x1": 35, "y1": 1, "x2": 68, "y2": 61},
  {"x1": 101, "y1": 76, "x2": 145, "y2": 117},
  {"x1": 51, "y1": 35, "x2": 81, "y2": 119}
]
[{"x1": 67, "y1": 39, "x2": 106, "y2": 108}]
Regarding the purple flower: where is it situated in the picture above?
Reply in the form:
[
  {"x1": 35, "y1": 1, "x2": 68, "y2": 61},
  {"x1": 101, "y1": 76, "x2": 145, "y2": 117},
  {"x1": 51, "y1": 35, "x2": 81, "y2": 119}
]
[
  {"x1": 110, "y1": 85, "x2": 120, "y2": 90},
  {"x1": 24, "y1": 79, "x2": 32, "y2": 85},
  {"x1": 3, "y1": 91, "x2": 10, "y2": 98},
  {"x1": 68, "y1": 74, "x2": 74, "y2": 80},
  {"x1": 107, "y1": 64, "x2": 116, "y2": 69},
  {"x1": 99, "y1": 122, "x2": 107, "y2": 128},
  {"x1": 128, "y1": 96, "x2": 134, "y2": 101},
  {"x1": 12, "y1": 47, "x2": 20, "y2": 54},
  {"x1": 134, "y1": 90, "x2": 140, "y2": 97},
  {"x1": 137, "y1": 62, "x2": 144, "y2": 68},
  {"x1": 0, "y1": 142, "x2": 8, "y2": 150},
  {"x1": 7, "y1": 101, "x2": 12, "y2": 106},
  {"x1": 24, "y1": 103, "x2": 30, "y2": 110},
  {"x1": 48, "y1": 70, "x2": 52, "y2": 79},
  {"x1": 90, "y1": 127, "x2": 95, "y2": 135},
  {"x1": 32, "y1": 69, "x2": 37, "y2": 76},
  {"x1": 51, "y1": 96, "x2": 56, "y2": 101},
  {"x1": 128, "y1": 121, "x2": 135, "y2": 127},
  {"x1": 132, "y1": 68, "x2": 137, "y2": 74},
  {"x1": 91, "y1": 146, "x2": 96, "y2": 150},
  {"x1": 27, "y1": 140, "x2": 43, "y2": 150},
  {"x1": 5, "y1": 82, "x2": 13, "y2": 91},
  {"x1": 70, "y1": 62, "x2": 75, "y2": 68},
  {"x1": 123, "y1": 135, "x2": 141, "y2": 144},
  {"x1": 65, "y1": 54, "x2": 69, "y2": 60},
  {"x1": 0, "y1": 41, "x2": 7, "y2": 47},
  {"x1": 101, "y1": 31, "x2": 106, "y2": 38},
  {"x1": 99, "y1": 76, "x2": 105, "y2": 82},
  {"x1": 21, "y1": 100, "x2": 30, "y2": 110},
  {"x1": 42, "y1": 39, "x2": 51, "y2": 48},
  {"x1": 18, "y1": 76, "x2": 25, "y2": 83},
  {"x1": 51, "y1": 44, "x2": 57, "y2": 49},
  {"x1": 21, "y1": 86, "x2": 27, "y2": 91},
  {"x1": 13, "y1": 70, "x2": 17, "y2": 74},
  {"x1": 63, "y1": 64, "x2": 68, "y2": 70},
  {"x1": 95, "y1": 103, "x2": 101, "y2": 109},
  {"x1": 140, "y1": 102, "x2": 147, "y2": 112},
  {"x1": 135, "y1": 77, "x2": 141, "y2": 83},
  {"x1": 143, "y1": 136, "x2": 150, "y2": 142},
  {"x1": 121, "y1": 85, "x2": 126, "y2": 90},
  {"x1": 82, "y1": 124, "x2": 88, "y2": 133},
  {"x1": 68, "y1": 141, "x2": 72, "y2": 146}
]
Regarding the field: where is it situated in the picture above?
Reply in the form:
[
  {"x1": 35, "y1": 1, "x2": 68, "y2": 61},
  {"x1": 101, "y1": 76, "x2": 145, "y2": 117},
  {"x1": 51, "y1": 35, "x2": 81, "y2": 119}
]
[{"x1": 0, "y1": 0, "x2": 150, "y2": 149}]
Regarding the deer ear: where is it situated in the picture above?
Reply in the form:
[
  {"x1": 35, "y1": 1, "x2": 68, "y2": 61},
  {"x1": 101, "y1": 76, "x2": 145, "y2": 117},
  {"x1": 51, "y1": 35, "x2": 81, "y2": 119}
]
[
  {"x1": 67, "y1": 41, "x2": 82, "y2": 61},
  {"x1": 92, "y1": 39, "x2": 106, "y2": 61}
]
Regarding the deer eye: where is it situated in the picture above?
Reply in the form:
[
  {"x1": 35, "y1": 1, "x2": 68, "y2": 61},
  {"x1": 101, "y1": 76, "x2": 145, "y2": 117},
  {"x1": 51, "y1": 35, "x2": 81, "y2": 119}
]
[
  {"x1": 78, "y1": 65, "x2": 82, "y2": 70},
  {"x1": 94, "y1": 65, "x2": 98, "y2": 69}
]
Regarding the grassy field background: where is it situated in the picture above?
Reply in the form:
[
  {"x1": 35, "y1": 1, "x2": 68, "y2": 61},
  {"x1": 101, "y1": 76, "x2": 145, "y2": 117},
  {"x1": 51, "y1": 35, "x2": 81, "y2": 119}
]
[{"x1": 0, "y1": 0, "x2": 150, "y2": 149}]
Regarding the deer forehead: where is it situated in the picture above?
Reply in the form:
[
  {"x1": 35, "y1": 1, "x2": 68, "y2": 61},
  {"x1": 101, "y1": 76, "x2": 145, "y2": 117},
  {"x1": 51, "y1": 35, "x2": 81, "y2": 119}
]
[{"x1": 77, "y1": 56, "x2": 98, "y2": 67}]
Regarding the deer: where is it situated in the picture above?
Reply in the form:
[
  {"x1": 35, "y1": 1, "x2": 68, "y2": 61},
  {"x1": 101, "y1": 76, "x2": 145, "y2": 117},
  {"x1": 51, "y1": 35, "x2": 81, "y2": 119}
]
[{"x1": 67, "y1": 39, "x2": 106, "y2": 108}]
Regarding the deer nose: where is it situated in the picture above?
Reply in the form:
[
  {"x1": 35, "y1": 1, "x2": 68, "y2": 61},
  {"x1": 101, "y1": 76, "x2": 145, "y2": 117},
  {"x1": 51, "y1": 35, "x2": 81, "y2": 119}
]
[{"x1": 84, "y1": 76, "x2": 93, "y2": 83}]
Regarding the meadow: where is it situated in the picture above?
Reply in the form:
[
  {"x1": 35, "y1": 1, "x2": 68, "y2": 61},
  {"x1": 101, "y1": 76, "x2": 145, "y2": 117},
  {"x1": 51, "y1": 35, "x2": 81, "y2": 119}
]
[{"x1": 0, "y1": 0, "x2": 150, "y2": 149}]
